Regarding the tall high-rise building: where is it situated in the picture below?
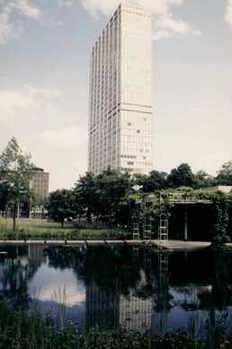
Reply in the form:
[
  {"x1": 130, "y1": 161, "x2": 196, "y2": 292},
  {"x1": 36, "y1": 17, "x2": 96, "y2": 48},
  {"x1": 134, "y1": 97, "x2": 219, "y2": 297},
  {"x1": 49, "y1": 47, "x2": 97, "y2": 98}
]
[{"x1": 88, "y1": 1, "x2": 153, "y2": 175}]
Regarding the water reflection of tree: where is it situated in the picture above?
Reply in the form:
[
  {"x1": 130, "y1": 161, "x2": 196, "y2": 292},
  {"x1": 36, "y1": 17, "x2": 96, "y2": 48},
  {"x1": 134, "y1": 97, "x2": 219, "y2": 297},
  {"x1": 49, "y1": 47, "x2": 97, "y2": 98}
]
[
  {"x1": 47, "y1": 246, "x2": 155, "y2": 297},
  {"x1": 0, "y1": 246, "x2": 43, "y2": 309},
  {"x1": 169, "y1": 251, "x2": 232, "y2": 347},
  {"x1": 46, "y1": 245, "x2": 176, "y2": 311},
  {"x1": 47, "y1": 246, "x2": 158, "y2": 331},
  {"x1": 47, "y1": 246, "x2": 232, "y2": 340},
  {"x1": 46, "y1": 246, "x2": 232, "y2": 308},
  {"x1": 196, "y1": 252, "x2": 232, "y2": 310}
]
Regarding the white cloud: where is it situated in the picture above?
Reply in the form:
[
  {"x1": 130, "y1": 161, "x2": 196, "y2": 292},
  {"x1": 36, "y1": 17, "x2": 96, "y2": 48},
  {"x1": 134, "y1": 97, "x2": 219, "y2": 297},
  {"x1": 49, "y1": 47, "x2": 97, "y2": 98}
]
[
  {"x1": 157, "y1": 15, "x2": 192, "y2": 34},
  {"x1": 154, "y1": 14, "x2": 202, "y2": 40},
  {"x1": 225, "y1": 0, "x2": 232, "y2": 27},
  {"x1": 80, "y1": 0, "x2": 181, "y2": 16},
  {"x1": 153, "y1": 30, "x2": 171, "y2": 40},
  {"x1": 33, "y1": 286, "x2": 86, "y2": 306},
  {"x1": 0, "y1": 9, "x2": 12, "y2": 44},
  {"x1": 29, "y1": 269, "x2": 86, "y2": 307},
  {"x1": 16, "y1": 0, "x2": 41, "y2": 19},
  {"x1": 0, "y1": 0, "x2": 41, "y2": 44},
  {"x1": 80, "y1": 0, "x2": 119, "y2": 16},
  {"x1": 40, "y1": 126, "x2": 88, "y2": 150},
  {"x1": 0, "y1": 86, "x2": 61, "y2": 116},
  {"x1": 80, "y1": 0, "x2": 200, "y2": 40}
]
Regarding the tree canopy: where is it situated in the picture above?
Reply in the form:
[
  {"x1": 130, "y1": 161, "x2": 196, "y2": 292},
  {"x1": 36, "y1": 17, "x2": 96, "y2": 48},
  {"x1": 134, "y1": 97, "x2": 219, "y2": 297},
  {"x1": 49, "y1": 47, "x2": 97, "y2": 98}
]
[
  {"x1": 45, "y1": 161, "x2": 232, "y2": 231},
  {"x1": 1, "y1": 136, "x2": 232, "y2": 242},
  {"x1": 167, "y1": 163, "x2": 195, "y2": 188},
  {"x1": 217, "y1": 161, "x2": 232, "y2": 185},
  {"x1": 141, "y1": 170, "x2": 168, "y2": 192},
  {"x1": 0, "y1": 182, "x2": 10, "y2": 212},
  {"x1": 47, "y1": 189, "x2": 75, "y2": 227},
  {"x1": 72, "y1": 170, "x2": 131, "y2": 224},
  {"x1": 0, "y1": 138, "x2": 34, "y2": 231}
]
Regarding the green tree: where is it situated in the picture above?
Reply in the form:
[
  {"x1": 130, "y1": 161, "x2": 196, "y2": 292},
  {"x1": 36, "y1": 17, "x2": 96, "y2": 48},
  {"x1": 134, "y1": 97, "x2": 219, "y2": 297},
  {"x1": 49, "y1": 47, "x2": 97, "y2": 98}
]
[
  {"x1": 195, "y1": 170, "x2": 214, "y2": 189},
  {"x1": 167, "y1": 163, "x2": 195, "y2": 188},
  {"x1": 73, "y1": 173, "x2": 98, "y2": 223},
  {"x1": 133, "y1": 174, "x2": 147, "y2": 187},
  {"x1": 211, "y1": 193, "x2": 230, "y2": 244},
  {"x1": 95, "y1": 170, "x2": 131, "y2": 222},
  {"x1": 0, "y1": 138, "x2": 34, "y2": 232},
  {"x1": 142, "y1": 170, "x2": 167, "y2": 192},
  {"x1": 73, "y1": 170, "x2": 132, "y2": 225},
  {"x1": 0, "y1": 182, "x2": 10, "y2": 212},
  {"x1": 216, "y1": 161, "x2": 232, "y2": 185},
  {"x1": 47, "y1": 189, "x2": 75, "y2": 227}
]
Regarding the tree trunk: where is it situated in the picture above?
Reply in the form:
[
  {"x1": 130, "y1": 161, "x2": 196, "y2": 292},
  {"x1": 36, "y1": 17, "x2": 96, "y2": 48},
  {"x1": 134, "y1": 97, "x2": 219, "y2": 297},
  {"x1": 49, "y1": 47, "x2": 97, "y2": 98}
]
[
  {"x1": 87, "y1": 209, "x2": 92, "y2": 224},
  {"x1": 13, "y1": 204, "x2": 17, "y2": 234},
  {"x1": 17, "y1": 201, "x2": 20, "y2": 219},
  {"x1": 61, "y1": 219, "x2": 64, "y2": 228}
]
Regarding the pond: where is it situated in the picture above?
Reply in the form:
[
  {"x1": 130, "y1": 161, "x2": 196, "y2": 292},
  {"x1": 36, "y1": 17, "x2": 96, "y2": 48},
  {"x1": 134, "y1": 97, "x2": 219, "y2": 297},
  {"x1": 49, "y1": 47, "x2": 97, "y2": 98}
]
[{"x1": 0, "y1": 244, "x2": 232, "y2": 338}]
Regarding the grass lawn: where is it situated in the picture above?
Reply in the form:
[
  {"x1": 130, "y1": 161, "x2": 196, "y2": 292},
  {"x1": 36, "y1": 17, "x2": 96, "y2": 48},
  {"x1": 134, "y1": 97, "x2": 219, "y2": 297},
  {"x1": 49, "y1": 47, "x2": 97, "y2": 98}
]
[{"x1": 0, "y1": 217, "x2": 128, "y2": 240}]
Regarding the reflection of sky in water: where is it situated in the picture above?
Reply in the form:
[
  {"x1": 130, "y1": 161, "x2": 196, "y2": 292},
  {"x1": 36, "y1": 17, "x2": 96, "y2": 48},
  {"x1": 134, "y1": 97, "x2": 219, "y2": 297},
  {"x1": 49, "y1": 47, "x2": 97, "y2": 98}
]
[
  {"x1": 152, "y1": 306, "x2": 209, "y2": 336},
  {"x1": 28, "y1": 264, "x2": 86, "y2": 330},
  {"x1": 170, "y1": 286, "x2": 212, "y2": 306},
  {"x1": 152, "y1": 286, "x2": 232, "y2": 338},
  {"x1": 1, "y1": 245, "x2": 232, "y2": 337},
  {"x1": 29, "y1": 265, "x2": 86, "y2": 306}
]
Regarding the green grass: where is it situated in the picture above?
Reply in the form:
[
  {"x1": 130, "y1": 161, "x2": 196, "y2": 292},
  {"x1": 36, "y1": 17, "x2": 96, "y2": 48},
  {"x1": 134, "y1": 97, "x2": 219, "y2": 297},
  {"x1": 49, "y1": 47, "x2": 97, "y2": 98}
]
[{"x1": 0, "y1": 217, "x2": 129, "y2": 240}]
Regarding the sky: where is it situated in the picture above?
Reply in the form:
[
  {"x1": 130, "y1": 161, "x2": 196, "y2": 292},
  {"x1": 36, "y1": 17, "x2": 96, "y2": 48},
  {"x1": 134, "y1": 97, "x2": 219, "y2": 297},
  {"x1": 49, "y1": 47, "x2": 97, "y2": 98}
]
[{"x1": 0, "y1": 0, "x2": 232, "y2": 191}]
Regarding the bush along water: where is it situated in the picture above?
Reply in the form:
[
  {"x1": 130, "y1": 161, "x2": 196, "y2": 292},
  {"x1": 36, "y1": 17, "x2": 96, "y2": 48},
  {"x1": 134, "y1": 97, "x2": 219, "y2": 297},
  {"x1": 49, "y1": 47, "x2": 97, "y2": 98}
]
[
  {"x1": 211, "y1": 193, "x2": 230, "y2": 245},
  {"x1": 2, "y1": 301, "x2": 232, "y2": 349}
]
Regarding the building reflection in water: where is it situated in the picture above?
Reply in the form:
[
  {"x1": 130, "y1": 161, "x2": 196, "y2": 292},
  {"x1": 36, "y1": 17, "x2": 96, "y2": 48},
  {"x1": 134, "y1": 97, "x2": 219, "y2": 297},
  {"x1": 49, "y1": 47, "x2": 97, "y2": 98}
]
[
  {"x1": 120, "y1": 295, "x2": 153, "y2": 331},
  {"x1": 86, "y1": 281, "x2": 119, "y2": 329},
  {"x1": 85, "y1": 268, "x2": 153, "y2": 332},
  {"x1": 28, "y1": 244, "x2": 47, "y2": 266},
  {"x1": 1, "y1": 244, "x2": 232, "y2": 342}
]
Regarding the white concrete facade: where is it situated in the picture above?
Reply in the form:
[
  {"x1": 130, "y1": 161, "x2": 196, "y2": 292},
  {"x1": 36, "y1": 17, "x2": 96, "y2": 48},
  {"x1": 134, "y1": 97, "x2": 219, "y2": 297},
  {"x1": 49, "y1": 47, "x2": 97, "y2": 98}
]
[{"x1": 88, "y1": 1, "x2": 153, "y2": 175}]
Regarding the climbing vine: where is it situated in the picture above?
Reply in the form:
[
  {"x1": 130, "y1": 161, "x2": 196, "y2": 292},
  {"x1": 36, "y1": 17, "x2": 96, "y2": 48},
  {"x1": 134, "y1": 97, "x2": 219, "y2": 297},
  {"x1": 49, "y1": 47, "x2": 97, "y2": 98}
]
[{"x1": 211, "y1": 194, "x2": 230, "y2": 244}]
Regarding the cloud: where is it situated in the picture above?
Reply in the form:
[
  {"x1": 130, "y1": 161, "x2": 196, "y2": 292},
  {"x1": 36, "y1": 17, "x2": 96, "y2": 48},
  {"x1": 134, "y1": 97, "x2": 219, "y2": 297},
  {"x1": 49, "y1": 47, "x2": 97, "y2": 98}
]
[
  {"x1": 16, "y1": 0, "x2": 41, "y2": 19},
  {"x1": 79, "y1": 0, "x2": 181, "y2": 16},
  {"x1": 80, "y1": 0, "x2": 119, "y2": 16},
  {"x1": 154, "y1": 14, "x2": 202, "y2": 40},
  {"x1": 33, "y1": 286, "x2": 86, "y2": 306},
  {"x1": 40, "y1": 126, "x2": 88, "y2": 150},
  {"x1": 225, "y1": 0, "x2": 232, "y2": 27},
  {"x1": 0, "y1": 9, "x2": 12, "y2": 44},
  {"x1": 0, "y1": 0, "x2": 41, "y2": 44},
  {"x1": 0, "y1": 86, "x2": 61, "y2": 116},
  {"x1": 29, "y1": 269, "x2": 86, "y2": 307},
  {"x1": 79, "y1": 0, "x2": 200, "y2": 40}
]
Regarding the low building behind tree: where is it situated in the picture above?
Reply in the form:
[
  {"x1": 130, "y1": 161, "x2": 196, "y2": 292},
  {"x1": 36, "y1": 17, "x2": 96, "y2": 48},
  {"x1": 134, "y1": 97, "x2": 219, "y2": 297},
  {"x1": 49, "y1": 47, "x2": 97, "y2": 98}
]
[{"x1": 30, "y1": 167, "x2": 49, "y2": 203}]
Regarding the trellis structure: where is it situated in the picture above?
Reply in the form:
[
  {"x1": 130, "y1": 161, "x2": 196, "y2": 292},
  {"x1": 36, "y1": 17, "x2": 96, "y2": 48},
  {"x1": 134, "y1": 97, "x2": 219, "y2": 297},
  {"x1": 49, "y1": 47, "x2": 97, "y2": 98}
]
[{"x1": 134, "y1": 191, "x2": 212, "y2": 241}]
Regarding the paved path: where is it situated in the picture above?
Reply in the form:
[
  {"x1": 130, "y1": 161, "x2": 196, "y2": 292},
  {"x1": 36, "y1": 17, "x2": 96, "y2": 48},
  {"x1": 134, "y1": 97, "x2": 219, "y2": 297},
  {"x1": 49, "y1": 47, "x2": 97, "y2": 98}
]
[
  {"x1": 154, "y1": 240, "x2": 211, "y2": 251},
  {"x1": 0, "y1": 239, "x2": 211, "y2": 251},
  {"x1": 0, "y1": 239, "x2": 154, "y2": 246}
]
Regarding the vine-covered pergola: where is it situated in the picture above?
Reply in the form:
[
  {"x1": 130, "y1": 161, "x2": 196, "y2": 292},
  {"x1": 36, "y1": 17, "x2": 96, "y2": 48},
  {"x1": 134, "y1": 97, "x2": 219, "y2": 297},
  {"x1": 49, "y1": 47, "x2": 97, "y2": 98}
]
[{"x1": 132, "y1": 188, "x2": 231, "y2": 243}]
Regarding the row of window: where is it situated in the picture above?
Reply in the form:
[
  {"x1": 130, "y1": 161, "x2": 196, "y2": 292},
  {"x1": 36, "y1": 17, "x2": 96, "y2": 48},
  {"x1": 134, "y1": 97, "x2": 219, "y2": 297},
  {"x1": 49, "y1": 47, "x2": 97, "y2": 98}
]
[{"x1": 121, "y1": 155, "x2": 136, "y2": 159}]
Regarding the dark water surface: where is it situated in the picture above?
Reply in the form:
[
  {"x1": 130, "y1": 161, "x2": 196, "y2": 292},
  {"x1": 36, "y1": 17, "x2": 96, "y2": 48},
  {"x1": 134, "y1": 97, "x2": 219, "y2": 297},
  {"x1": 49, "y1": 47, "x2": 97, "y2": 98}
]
[{"x1": 0, "y1": 244, "x2": 232, "y2": 338}]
